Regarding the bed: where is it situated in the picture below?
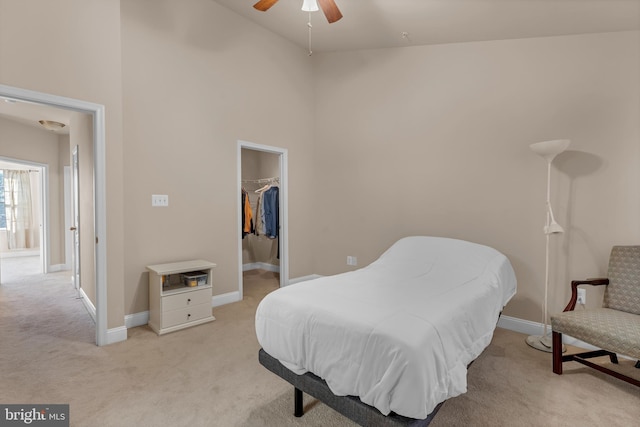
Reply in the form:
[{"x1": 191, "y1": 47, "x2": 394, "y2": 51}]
[{"x1": 255, "y1": 236, "x2": 517, "y2": 424}]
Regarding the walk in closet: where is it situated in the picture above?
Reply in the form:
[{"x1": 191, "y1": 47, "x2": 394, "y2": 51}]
[{"x1": 240, "y1": 149, "x2": 280, "y2": 282}]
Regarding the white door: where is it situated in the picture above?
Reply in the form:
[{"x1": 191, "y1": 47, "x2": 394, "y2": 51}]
[{"x1": 71, "y1": 146, "x2": 80, "y2": 290}]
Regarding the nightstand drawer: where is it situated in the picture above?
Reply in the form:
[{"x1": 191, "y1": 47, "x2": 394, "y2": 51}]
[
  {"x1": 162, "y1": 303, "x2": 212, "y2": 329},
  {"x1": 162, "y1": 288, "x2": 211, "y2": 312}
]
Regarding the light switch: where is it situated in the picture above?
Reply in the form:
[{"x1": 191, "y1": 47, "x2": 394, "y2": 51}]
[{"x1": 152, "y1": 194, "x2": 169, "y2": 207}]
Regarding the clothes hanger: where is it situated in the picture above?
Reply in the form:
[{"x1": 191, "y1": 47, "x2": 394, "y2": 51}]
[{"x1": 255, "y1": 184, "x2": 270, "y2": 193}]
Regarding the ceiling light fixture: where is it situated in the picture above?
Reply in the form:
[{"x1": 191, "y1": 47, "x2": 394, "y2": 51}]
[
  {"x1": 254, "y1": 0, "x2": 342, "y2": 23},
  {"x1": 253, "y1": 0, "x2": 342, "y2": 56},
  {"x1": 302, "y1": 0, "x2": 319, "y2": 56},
  {"x1": 38, "y1": 120, "x2": 66, "y2": 131},
  {"x1": 301, "y1": 0, "x2": 319, "y2": 12}
]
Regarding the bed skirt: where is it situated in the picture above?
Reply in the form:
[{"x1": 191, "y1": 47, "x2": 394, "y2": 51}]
[{"x1": 258, "y1": 348, "x2": 444, "y2": 426}]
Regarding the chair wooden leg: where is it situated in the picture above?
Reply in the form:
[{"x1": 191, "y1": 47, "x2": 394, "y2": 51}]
[{"x1": 552, "y1": 331, "x2": 563, "y2": 374}]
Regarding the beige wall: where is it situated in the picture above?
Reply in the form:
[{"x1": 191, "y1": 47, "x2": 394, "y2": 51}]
[
  {"x1": 0, "y1": 0, "x2": 125, "y2": 329},
  {"x1": 311, "y1": 31, "x2": 640, "y2": 323},
  {"x1": 0, "y1": 117, "x2": 66, "y2": 265},
  {"x1": 121, "y1": 0, "x2": 314, "y2": 314},
  {"x1": 1, "y1": 0, "x2": 637, "y2": 333}
]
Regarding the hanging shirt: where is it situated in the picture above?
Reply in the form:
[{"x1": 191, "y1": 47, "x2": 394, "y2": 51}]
[
  {"x1": 244, "y1": 191, "x2": 253, "y2": 234},
  {"x1": 263, "y1": 186, "x2": 279, "y2": 239},
  {"x1": 254, "y1": 190, "x2": 263, "y2": 236},
  {"x1": 241, "y1": 189, "x2": 254, "y2": 238}
]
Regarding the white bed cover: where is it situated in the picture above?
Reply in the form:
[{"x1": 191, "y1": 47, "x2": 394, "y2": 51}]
[{"x1": 255, "y1": 236, "x2": 517, "y2": 419}]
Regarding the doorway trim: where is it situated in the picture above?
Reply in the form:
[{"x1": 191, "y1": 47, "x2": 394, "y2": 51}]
[
  {"x1": 0, "y1": 84, "x2": 108, "y2": 346},
  {"x1": 63, "y1": 166, "x2": 72, "y2": 271},
  {"x1": 237, "y1": 140, "x2": 289, "y2": 298}
]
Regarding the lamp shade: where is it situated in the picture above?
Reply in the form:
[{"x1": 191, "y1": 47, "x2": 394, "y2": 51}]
[
  {"x1": 302, "y1": 0, "x2": 319, "y2": 12},
  {"x1": 529, "y1": 139, "x2": 570, "y2": 163}
]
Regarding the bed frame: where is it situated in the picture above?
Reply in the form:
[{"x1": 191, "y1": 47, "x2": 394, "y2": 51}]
[{"x1": 258, "y1": 348, "x2": 444, "y2": 426}]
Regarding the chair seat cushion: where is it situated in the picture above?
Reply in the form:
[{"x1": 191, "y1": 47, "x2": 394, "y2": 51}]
[{"x1": 551, "y1": 307, "x2": 640, "y2": 359}]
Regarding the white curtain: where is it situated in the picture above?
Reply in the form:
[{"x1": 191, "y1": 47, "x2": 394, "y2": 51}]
[{"x1": 4, "y1": 170, "x2": 36, "y2": 250}]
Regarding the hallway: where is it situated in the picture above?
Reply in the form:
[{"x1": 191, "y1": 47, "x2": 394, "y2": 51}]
[{"x1": 0, "y1": 254, "x2": 94, "y2": 345}]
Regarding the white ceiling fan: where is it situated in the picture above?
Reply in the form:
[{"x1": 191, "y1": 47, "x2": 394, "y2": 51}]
[{"x1": 253, "y1": 0, "x2": 343, "y2": 24}]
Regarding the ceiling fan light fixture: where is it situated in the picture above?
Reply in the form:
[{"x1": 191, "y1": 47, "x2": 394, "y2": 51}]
[
  {"x1": 38, "y1": 120, "x2": 66, "y2": 131},
  {"x1": 301, "y1": 0, "x2": 319, "y2": 12}
]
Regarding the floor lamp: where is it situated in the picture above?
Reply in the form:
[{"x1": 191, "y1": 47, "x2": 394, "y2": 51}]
[{"x1": 526, "y1": 139, "x2": 570, "y2": 352}]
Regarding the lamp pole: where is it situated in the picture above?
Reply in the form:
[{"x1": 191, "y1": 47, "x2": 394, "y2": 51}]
[{"x1": 526, "y1": 139, "x2": 570, "y2": 352}]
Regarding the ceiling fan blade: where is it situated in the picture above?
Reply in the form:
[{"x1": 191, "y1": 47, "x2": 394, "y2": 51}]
[
  {"x1": 253, "y1": 0, "x2": 279, "y2": 12},
  {"x1": 317, "y1": 0, "x2": 343, "y2": 23}
]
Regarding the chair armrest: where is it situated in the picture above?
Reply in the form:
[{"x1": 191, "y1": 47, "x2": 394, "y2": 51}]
[{"x1": 563, "y1": 278, "x2": 609, "y2": 312}]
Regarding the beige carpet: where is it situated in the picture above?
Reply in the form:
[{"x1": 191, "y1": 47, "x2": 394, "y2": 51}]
[{"x1": 0, "y1": 266, "x2": 638, "y2": 426}]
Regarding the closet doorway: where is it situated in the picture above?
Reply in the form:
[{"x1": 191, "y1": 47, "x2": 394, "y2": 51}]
[{"x1": 237, "y1": 141, "x2": 288, "y2": 301}]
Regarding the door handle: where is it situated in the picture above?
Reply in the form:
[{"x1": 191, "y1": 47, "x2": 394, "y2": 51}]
[{"x1": 70, "y1": 227, "x2": 77, "y2": 231}]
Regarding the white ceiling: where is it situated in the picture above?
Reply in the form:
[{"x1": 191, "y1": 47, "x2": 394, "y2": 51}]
[
  {"x1": 0, "y1": 97, "x2": 72, "y2": 135},
  {"x1": 214, "y1": 0, "x2": 640, "y2": 52},
  {"x1": 1, "y1": 1, "x2": 638, "y2": 131}
]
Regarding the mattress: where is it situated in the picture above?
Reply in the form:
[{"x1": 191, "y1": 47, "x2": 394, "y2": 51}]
[{"x1": 255, "y1": 236, "x2": 517, "y2": 419}]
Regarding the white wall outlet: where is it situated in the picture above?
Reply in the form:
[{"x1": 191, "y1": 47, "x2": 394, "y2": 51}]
[
  {"x1": 347, "y1": 256, "x2": 358, "y2": 266},
  {"x1": 577, "y1": 288, "x2": 586, "y2": 305},
  {"x1": 152, "y1": 194, "x2": 169, "y2": 207}
]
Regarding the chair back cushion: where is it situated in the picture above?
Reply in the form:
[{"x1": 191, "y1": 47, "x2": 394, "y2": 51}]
[{"x1": 604, "y1": 246, "x2": 640, "y2": 315}]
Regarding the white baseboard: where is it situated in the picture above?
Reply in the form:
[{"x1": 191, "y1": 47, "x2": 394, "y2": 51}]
[
  {"x1": 106, "y1": 326, "x2": 127, "y2": 345},
  {"x1": 243, "y1": 262, "x2": 280, "y2": 273},
  {"x1": 125, "y1": 311, "x2": 149, "y2": 329},
  {"x1": 0, "y1": 249, "x2": 39, "y2": 258},
  {"x1": 48, "y1": 264, "x2": 68, "y2": 273},
  {"x1": 117, "y1": 283, "x2": 633, "y2": 360},
  {"x1": 79, "y1": 288, "x2": 96, "y2": 322},
  {"x1": 497, "y1": 314, "x2": 543, "y2": 336},
  {"x1": 81, "y1": 287, "x2": 128, "y2": 345},
  {"x1": 213, "y1": 291, "x2": 241, "y2": 307},
  {"x1": 288, "y1": 274, "x2": 324, "y2": 285},
  {"x1": 121, "y1": 306, "x2": 597, "y2": 345}
]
